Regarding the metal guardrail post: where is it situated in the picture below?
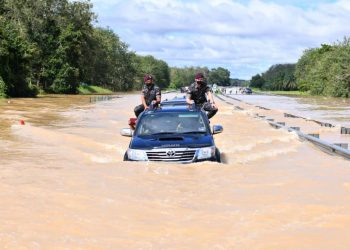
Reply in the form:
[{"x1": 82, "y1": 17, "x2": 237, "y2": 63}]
[
  {"x1": 334, "y1": 143, "x2": 349, "y2": 149},
  {"x1": 341, "y1": 127, "x2": 350, "y2": 134},
  {"x1": 308, "y1": 133, "x2": 320, "y2": 139}
]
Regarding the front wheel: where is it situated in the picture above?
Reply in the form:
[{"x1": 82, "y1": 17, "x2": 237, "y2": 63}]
[
  {"x1": 215, "y1": 148, "x2": 221, "y2": 163},
  {"x1": 123, "y1": 152, "x2": 129, "y2": 161}
]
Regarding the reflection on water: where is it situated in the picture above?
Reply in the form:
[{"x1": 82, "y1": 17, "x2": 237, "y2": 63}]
[
  {"x1": 0, "y1": 93, "x2": 350, "y2": 249},
  {"x1": 232, "y1": 94, "x2": 350, "y2": 126}
]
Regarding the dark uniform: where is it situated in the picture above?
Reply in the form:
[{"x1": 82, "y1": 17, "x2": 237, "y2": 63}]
[
  {"x1": 134, "y1": 84, "x2": 161, "y2": 117},
  {"x1": 187, "y1": 82, "x2": 218, "y2": 119}
]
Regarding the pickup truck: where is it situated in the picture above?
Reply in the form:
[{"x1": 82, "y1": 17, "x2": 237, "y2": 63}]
[{"x1": 121, "y1": 98, "x2": 223, "y2": 163}]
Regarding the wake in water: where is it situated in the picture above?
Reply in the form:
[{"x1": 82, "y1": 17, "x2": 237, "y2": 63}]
[{"x1": 10, "y1": 122, "x2": 125, "y2": 165}]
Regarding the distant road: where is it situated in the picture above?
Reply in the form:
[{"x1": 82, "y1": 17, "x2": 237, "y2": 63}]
[{"x1": 226, "y1": 93, "x2": 350, "y2": 127}]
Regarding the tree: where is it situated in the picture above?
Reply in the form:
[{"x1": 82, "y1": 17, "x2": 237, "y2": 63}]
[
  {"x1": 134, "y1": 55, "x2": 170, "y2": 89},
  {"x1": 250, "y1": 74, "x2": 265, "y2": 88},
  {"x1": 230, "y1": 79, "x2": 249, "y2": 87},
  {"x1": 295, "y1": 39, "x2": 350, "y2": 97},
  {"x1": 261, "y1": 64, "x2": 297, "y2": 91},
  {"x1": 88, "y1": 27, "x2": 136, "y2": 91},
  {"x1": 208, "y1": 67, "x2": 230, "y2": 86},
  {"x1": 1, "y1": 0, "x2": 97, "y2": 93},
  {"x1": 169, "y1": 66, "x2": 209, "y2": 89},
  {"x1": 0, "y1": 76, "x2": 7, "y2": 97},
  {"x1": 0, "y1": 16, "x2": 37, "y2": 97},
  {"x1": 48, "y1": 24, "x2": 82, "y2": 93}
]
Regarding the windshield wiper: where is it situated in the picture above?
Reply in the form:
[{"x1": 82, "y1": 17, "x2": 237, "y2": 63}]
[
  {"x1": 150, "y1": 132, "x2": 178, "y2": 135},
  {"x1": 180, "y1": 131, "x2": 207, "y2": 134}
]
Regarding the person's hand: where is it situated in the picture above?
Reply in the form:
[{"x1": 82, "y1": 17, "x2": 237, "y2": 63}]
[
  {"x1": 145, "y1": 105, "x2": 149, "y2": 110},
  {"x1": 211, "y1": 103, "x2": 217, "y2": 109}
]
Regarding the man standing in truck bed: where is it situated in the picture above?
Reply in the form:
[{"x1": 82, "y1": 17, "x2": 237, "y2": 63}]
[{"x1": 186, "y1": 72, "x2": 218, "y2": 119}]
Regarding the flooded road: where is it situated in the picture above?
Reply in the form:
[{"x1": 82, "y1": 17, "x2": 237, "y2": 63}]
[
  {"x1": 231, "y1": 93, "x2": 350, "y2": 127},
  {"x1": 0, "y1": 93, "x2": 350, "y2": 249}
]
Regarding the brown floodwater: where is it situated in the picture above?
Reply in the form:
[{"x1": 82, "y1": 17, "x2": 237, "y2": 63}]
[
  {"x1": 0, "y1": 93, "x2": 350, "y2": 249},
  {"x1": 230, "y1": 93, "x2": 350, "y2": 127}
]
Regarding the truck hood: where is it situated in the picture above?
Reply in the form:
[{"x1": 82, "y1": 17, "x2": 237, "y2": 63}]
[{"x1": 130, "y1": 134, "x2": 214, "y2": 150}]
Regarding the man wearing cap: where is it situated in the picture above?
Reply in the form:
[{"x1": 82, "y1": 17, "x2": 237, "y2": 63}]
[
  {"x1": 186, "y1": 72, "x2": 218, "y2": 119},
  {"x1": 134, "y1": 74, "x2": 161, "y2": 117}
]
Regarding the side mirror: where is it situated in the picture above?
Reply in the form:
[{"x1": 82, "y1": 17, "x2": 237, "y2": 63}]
[
  {"x1": 120, "y1": 128, "x2": 133, "y2": 137},
  {"x1": 212, "y1": 125, "x2": 223, "y2": 135}
]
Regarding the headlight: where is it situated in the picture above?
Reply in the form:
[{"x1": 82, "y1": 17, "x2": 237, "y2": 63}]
[
  {"x1": 127, "y1": 149, "x2": 148, "y2": 161},
  {"x1": 197, "y1": 146, "x2": 215, "y2": 160}
]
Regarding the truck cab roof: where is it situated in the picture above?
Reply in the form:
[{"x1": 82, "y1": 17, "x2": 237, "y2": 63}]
[{"x1": 142, "y1": 97, "x2": 200, "y2": 115}]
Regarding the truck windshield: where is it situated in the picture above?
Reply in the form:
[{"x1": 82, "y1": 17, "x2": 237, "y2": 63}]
[{"x1": 136, "y1": 112, "x2": 208, "y2": 136}]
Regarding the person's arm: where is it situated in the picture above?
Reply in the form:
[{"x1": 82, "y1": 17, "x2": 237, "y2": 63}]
[
  {"x1": 141, "y1": 95, "x2": 148, "y2": 109},
  {"x1": 206, "y1": 90, "x2": 217, "y2": 108},
  {"x1": 185, "y1": 85, "x2": 196, "y2": 105},
  {"x1": 152, "y1": 88, "x2": 162, "y2": 105},
  {"x1": 156, "y1": 94, "x2": 161, "y2": 104},
  {"x1": 154, "y1": 87, "x2": 161, "y2": 104},
  {"x1": 186, "y1": 87, "x2": 194, "y2": 104},
  {"x1": 186, "y1": 93, "x2": 194, "y2": 104},
  {"x1": 151, "y1": 95, "x2": 161, "y2": 105}
]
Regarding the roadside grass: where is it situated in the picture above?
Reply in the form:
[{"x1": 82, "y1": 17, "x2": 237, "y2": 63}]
[
  {"x1": 251, "y1": 88, "x2": 311, "y2": 97},
  {"x1": 78, "y1": 85, "x2": 113, "y2": 95},
  {"x1": 3, "y1": 85, "x2": 114, "y2": 98}
]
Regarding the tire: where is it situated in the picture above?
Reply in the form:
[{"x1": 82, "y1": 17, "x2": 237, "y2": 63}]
[
  {"x1": 215, "y1": 148, "x2": 221, "y2": 163},
  {"x1": 123, "y1": 152, "x2": 129, "y2": 161}
]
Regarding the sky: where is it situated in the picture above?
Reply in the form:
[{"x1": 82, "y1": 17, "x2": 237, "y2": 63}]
[{"x1": 90, "y1": 0, "x2": 350, "y2": 80}]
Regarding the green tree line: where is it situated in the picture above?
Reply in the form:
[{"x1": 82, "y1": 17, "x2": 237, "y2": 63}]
[
  {"x1": 250, "y1": 38, "x2": 350, "y2": 97},
  {"x1": 0, "y1": 0, "x2": 239, "y2": 98},
  {"x1": 295, "y1": 40, "x2": 350, "y2": 97},
  {"x1": 169, "y1": 66, "x2": 234, "y2": 88},
  {"x1": 250, "y1": 64, "x2": 297, "y2": 91},
  {"x1": 0, "y1": 0, "x2": 171, "y2": 97}
]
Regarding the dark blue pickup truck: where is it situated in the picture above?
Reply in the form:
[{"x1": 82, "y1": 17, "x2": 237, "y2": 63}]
[{"x1": 121, "y1": 98, "x2": 223, "y2": 163}]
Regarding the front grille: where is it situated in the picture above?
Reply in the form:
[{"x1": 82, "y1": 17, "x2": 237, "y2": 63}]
[{"x1": 146, "y1": 149, "x2": 196, "y2": 162}]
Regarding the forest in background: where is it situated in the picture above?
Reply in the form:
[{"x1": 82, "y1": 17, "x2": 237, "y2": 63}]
[
  {"x1": 0, "y1": 0, "x2": 239, "y2": 98},
  {"x1": 250, "y1": 38, "x2": 350, "y2": 97},
  {"x1": 2, "y1": 0, "x2": 348, "y2": 98},
  {"x1": 0, "y1": 0, "x2": 168, "y2": 97}
]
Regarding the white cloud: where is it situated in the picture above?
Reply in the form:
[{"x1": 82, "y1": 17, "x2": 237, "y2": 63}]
[{"x1": 90, "y1": 0, "x2": 350, "y2": 79}]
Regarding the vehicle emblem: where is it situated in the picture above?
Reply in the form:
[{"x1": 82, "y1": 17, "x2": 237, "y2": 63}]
[{"x1": 166, "y1": 150, "x2": 176, "y2": 157}]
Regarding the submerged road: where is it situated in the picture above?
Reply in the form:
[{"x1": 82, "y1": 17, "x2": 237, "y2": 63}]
[
  {"x1": 0, "y1": 93, "x2": 349, "y2": 249},
  {"x1": 228, "y1": 93, "x2": 350, "y2": 127}
]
